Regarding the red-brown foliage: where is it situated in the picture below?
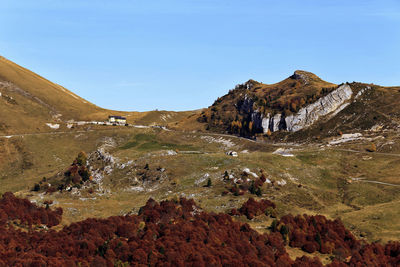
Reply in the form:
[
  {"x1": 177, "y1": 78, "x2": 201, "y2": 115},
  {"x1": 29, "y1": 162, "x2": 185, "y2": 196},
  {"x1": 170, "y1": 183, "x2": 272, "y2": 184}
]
[
  {"x1": 227, "y1": 171, "x2": 267, "y2": 196},
  {"x1": 272, "y1": 214, "x2": 360, "y2": 257},
  {"x1": 231, "y1": 197, "x2": 276, "y2": 219},
  {"x1": 271, "y1": 213, "x2": 400, "y2": 266},
  {"x1": 346, "y1": 242, "x2": 400, "y2": 266},
  {"x1": 0, "y1": 196, "x2": 290, "y2": 266},
  {"x1": 0, "y1": 194, "x2": 398, "y2": 266},
  {"x1": 0, "y1": 192, "x2": 62, "y2": 227}
]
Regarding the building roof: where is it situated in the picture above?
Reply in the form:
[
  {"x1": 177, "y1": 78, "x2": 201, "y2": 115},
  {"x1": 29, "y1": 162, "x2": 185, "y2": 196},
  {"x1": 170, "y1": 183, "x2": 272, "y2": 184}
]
[{"x1": 109, "y1": 115, "x2": 126, "y2": 120}]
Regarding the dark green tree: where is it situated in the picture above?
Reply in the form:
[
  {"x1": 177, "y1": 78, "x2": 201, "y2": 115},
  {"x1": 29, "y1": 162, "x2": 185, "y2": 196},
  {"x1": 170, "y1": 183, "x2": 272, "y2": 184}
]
[
  {"x1": 280, "y1": 225, "x2": 289, "y2": 243},
  {"x1": 270, "y1": 219, "x2": 278, "y2": 231},
  {"x1": 206, "y1": 178, "x2": 212, "y2": 187},
  {"x1": 33, "y1": 183, "x2": 40, "y2": 192},
  {"x1": 223, "y1": 171, "x2": 229, "y2": 180},
  {"x1": 76, "y1": 151, "x2": 87, "y2": 166},
  {"x1": 255, "y1": 187, "x2": 262, "y2": 197}
]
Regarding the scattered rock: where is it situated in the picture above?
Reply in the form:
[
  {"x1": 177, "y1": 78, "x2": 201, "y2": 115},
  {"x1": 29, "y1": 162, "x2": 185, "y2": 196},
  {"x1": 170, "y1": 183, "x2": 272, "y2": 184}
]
[
  {"x1": 277, "y1": 179, "x2": 287, "y2": 186},
  {"x1": 329, "y1": 133, "x2": 363, "y2": 145},
  {"x1": 272, "y1": 148, "x2": 294, "y2": 157},
  {"x1": 226, "y1": 151, "x2": 238, "y2": 157},
  {"x1": 243, "y1": 168, "x2": 258, "y2": 178},
  {"x1": 195, "y1": 173, "x2": 210, "y2": 186},
  {"x1": 166, "y1": 150, "x2": 177, "y2": 156},
  {"x1": 200, "y1": 135, "x2": 235, "y2": 148},
  {"x1": 45, "y1": 123, "x2": 60, "y2": 129}
]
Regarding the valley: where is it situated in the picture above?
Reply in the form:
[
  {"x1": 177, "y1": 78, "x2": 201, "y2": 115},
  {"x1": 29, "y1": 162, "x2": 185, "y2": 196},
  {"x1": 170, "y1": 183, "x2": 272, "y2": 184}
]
[
  {"x1": 2, "y1": 122, "x2": 400, "y2": 244},
  {"x1": 0, "y1": 56, "x2": 399, "y2": 265}
]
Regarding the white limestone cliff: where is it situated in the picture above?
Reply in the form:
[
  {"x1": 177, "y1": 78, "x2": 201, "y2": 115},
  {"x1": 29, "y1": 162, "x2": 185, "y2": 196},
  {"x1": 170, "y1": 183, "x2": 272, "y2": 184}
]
[{"x1": 258, "y1": 84, "x2": 354, "y2": 133}]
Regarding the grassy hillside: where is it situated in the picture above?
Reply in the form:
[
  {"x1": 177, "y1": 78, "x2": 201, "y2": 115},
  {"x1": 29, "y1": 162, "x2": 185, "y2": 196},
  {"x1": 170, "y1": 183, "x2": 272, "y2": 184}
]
[
  {"x1": 0, "y1": 56, "x2": 197, "y2": 134},
  {"x1": 0, "y1": 57, "x2": 399, "y2": 250},
  {"x1": 5, "y1": 126, "x2": 399, "y2": 245},
  {"x1": 0, "y1": 56, "x2": 105, "y2": 121}
]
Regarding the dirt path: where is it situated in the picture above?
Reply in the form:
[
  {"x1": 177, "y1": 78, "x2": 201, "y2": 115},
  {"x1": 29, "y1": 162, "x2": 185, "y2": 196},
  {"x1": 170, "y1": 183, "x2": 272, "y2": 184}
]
[
  {"x1": 351, "y1": 178, "x2": 400, "y2": 187},
  {"x1": 2, "y1": 127, "x2": 398, "y2": 158},
  {"x1": 0, "y1": 130, "x2": 92, "y2": 139},
  {"x1": 329, "y1": 148, "x2": 400, "y2": 157},
  {"x1": 0, "y1": 124, "x2": 154, "y2": 139}
]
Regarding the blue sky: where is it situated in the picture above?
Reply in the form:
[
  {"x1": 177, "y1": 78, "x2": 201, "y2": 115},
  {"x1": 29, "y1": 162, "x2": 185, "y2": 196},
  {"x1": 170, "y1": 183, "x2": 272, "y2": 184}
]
[{"x1": 1, "y1": 0, "x2": 399, "y2": 111}]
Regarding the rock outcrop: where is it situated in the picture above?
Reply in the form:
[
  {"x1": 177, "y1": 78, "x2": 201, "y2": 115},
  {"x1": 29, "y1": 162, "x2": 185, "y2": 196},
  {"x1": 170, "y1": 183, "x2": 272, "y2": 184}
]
[
  {"x1": 200, "y1": 71, "x2": 377, "y2": 137},
  {"x1": 258, "y1": 84, "x2": 353, "y2": 132}
]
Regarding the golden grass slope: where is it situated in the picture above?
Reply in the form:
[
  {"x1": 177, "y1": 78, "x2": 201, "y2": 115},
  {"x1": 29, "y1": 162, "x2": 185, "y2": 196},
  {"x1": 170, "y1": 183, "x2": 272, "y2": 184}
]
[
  {"x1": 0, "y1": 56, "x2": 197, "y2": 134},
  {"x1": 0, "y1": 56, "x2": 104, "y2": 117},
  {"x1": 252, "y1": 70, "x2": 336, "y2": 104}
]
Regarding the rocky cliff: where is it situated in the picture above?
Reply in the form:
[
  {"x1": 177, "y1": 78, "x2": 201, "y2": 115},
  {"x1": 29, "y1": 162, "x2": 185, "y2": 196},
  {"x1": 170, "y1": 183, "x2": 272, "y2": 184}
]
[
  {"x1": 196, "y1": 71, "x2": 388, "y2": 139},
  {"x1": 259, "y1": 84, "x2": 354, "y2": 133}
]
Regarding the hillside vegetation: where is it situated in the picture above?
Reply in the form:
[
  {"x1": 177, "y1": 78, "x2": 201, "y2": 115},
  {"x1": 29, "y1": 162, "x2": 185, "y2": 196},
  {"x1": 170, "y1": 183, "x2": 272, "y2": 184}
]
[
  {"x1": 0, "y1": 56, "x2": 105, "y2": 133},
  {"x1": 1, "y1": 57, "x2": 399, "y2": 265},
  {"x1": 0, "y1": 193, "x2": 398, "y2": 266},
  {"x1": 0, "y1": 56, "x2": 197, "y2": 135},
  {"x1": 185, "y1": 70, "x2": 400, "y2": 142},
  {"x1": 195, "y1": 70, "x2": 337, "y2": 136},
  {"x1": 284, "y1": 82, "x2": 400, "y2": 142}
]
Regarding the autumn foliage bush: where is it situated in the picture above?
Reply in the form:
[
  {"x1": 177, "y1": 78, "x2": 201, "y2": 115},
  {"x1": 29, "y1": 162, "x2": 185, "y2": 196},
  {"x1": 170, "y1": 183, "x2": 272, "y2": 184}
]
[
  {"x1": 272, "y1": 214, "x2": 359, "y2": 256},
  {"x1": 0, "y1": 196, "x2": 293, "y2": 266},
  {"x1": 64, "y1": 151, "x2": 92, "y2": 185},
  {"x1": 0, "y1": 192, "x2": 62, "y2": 227},
  {"x1": 230, "y1": 197, "x2": 276, "y2": 219},
  {"x1": 271, "y1": 213, "x2": 400, "y2": 265},
  {"x1": 0, "y1": 194, "x2": 398, "y2": 266},
  {"x1": 228, "y1": 171, "x2": 268, "y2": 196}
]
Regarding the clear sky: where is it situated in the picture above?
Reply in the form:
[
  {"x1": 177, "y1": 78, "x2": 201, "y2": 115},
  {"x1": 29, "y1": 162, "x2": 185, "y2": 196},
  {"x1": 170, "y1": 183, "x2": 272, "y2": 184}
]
[{"x1": 1, "y1": 0, "x2": 399, "y2": 111}]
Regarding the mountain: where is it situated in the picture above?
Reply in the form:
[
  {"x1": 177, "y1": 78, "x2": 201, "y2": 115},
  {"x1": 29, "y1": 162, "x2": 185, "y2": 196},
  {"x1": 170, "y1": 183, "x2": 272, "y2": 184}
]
[
  {"x1": 188, "y1": 70, "x2": 400, "y2": 141},
  {"x1": 0, "y1": 56, "x2": 107, "y2": 134},
  {"x1": 1, "y1": 57, "x2": 400, "y2": 256},
  {"x1": 0, "y1": 56, "x2": 197, "y2": 135}
]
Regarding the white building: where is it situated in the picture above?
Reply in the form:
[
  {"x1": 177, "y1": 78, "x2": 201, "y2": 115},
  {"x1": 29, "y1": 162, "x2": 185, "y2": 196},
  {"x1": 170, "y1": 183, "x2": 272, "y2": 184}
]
[{"x1": 108, "y1": 116, "x2": 127, "y2": 125}]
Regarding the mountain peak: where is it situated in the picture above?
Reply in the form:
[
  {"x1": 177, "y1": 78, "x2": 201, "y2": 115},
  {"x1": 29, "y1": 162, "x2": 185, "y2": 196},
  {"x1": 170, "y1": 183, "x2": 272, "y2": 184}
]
[{"x1": 290, "y1": 70, "x2": 321, "y2": 83}]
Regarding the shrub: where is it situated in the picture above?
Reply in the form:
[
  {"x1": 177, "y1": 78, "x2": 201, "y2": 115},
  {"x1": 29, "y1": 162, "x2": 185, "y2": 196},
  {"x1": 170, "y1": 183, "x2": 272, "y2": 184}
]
[
  {"x1": 0, "y1": 195, "x2": 398, "y2": 266},
  {"x1": 234, "y1": 198, "x2": 276, "y2": 220},
  {"x1": 0, "y1": 192, "x2": 62, "y2": 227},
  {"x1": 33, "y1": 183, "x2": 40, "y2": 192},
  {"x1": 76, "y1": 151, "x2": 87, "y2": 166}
]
